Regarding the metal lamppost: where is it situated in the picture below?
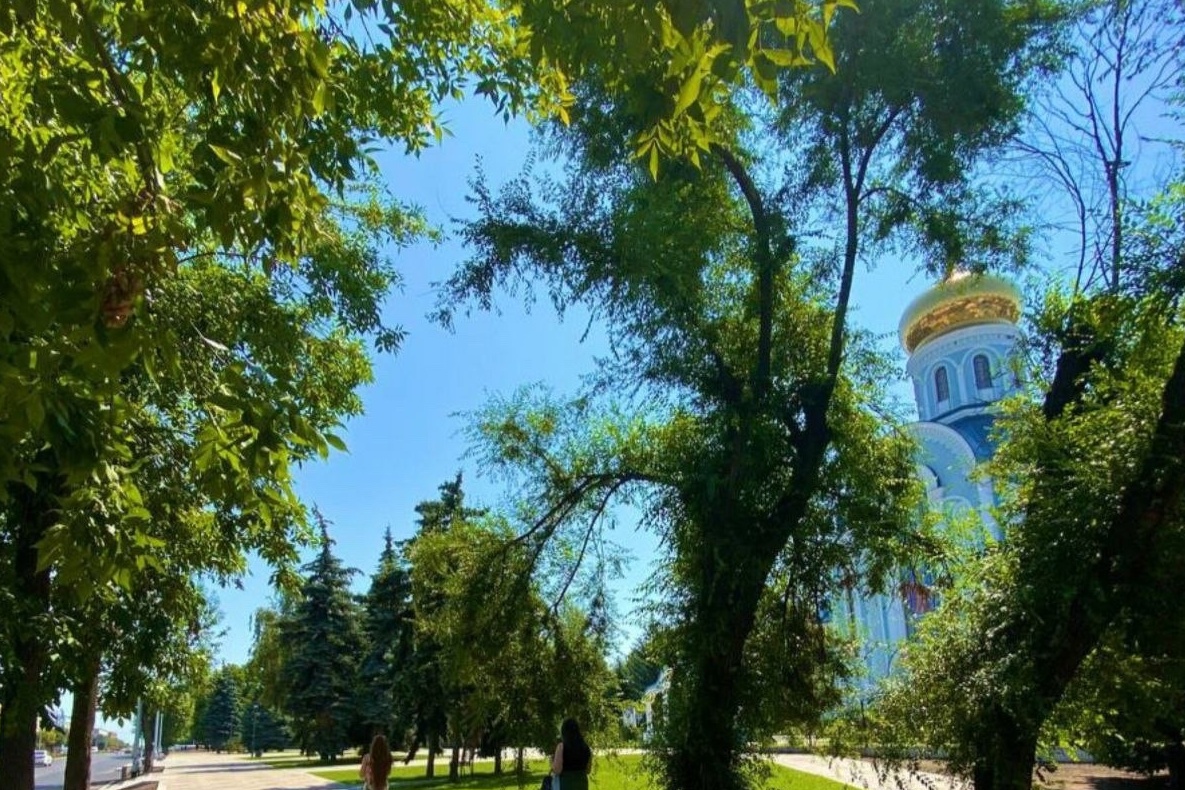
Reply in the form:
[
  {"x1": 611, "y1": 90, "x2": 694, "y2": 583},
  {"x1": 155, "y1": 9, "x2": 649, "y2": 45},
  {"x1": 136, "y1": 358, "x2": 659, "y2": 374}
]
[{"x1": 251, "y1": 703, "x2": 260, "y2": 758}]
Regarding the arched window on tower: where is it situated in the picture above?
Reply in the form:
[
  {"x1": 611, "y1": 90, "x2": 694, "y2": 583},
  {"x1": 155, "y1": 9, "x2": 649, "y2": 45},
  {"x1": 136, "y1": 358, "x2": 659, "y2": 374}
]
[
  {"x1": 973, "y1": 354, "x2": 992, "y2": 390},
  {"x1": 934, "y1": 366, "x2": 950, "y2": 403}
]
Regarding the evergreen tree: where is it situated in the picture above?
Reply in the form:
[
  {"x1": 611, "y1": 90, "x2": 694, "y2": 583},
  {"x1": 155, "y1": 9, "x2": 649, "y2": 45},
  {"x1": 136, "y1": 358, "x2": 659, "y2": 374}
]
[
  {"x1": 280, "y1": 513, "x2": 364, "y2": 761},
  {"x1": 356, "y1": 528, "x2": 413, "y2": 740},
  {"x1": 202, "y1": 670, "x2": 241, "y2": 752},
  {"x1": 398, "y1": 475, "x2": 481, "y2": 777},
  {"x1": 413, "y1": 473, "x2": 485, "y2": 533},
  {"x1": 240, "y1": 701, "x2": 291, "y2": 755}
]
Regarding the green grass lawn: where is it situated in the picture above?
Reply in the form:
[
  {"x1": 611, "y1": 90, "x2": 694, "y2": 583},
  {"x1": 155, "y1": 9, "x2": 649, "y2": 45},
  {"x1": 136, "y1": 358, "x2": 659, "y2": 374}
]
[
  {"x1": 310, "y1": 754, "x2": 852, "y2": 790},
  {"x1": 263, "y1": 750, "x2": 372, "y2": 769}
]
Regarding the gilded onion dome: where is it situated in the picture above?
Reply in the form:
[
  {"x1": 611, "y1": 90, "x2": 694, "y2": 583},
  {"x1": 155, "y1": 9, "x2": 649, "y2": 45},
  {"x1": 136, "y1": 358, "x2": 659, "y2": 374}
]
[{"x1": 898, "y1": 271, "x2": 1022, "y2": 353}]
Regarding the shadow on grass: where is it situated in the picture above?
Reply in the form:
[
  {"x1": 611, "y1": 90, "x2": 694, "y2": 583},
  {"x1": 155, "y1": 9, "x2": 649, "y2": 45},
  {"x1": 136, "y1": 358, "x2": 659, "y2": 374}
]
[
  {"x1": 389, "y1": 770, "x2": 549, "y2": 790},
  {"x1": 314, "y1": 765, "x2": 554, "y2": 790},
  {"x1": 316, "y1": 755, "x2": 654, "y2": 790},
  {"x1": 264, "y1": 754, "x2": 410, "y2": 770},
  {"x1": 1082, "y1": 777, "x2": 1167, "y2": 790}
]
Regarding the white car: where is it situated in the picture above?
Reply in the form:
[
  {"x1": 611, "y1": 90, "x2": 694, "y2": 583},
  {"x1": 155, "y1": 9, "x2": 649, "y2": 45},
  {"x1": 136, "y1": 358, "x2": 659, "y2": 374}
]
[{"x1": 33, "y1": 749, "x2": 53, "y2": 767}]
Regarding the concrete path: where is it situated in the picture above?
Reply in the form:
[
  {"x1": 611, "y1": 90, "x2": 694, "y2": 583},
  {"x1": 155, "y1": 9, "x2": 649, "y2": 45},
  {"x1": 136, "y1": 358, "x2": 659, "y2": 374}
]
[
  {"x1": 109, "y1": 750, "x2": 351, "y2": 790},
  {"x1": 773, "y1": 754, "x2": 968, "y2": 790},
  {"x1": 97, "y1": 748, "x2": 965, "y2": 790}
]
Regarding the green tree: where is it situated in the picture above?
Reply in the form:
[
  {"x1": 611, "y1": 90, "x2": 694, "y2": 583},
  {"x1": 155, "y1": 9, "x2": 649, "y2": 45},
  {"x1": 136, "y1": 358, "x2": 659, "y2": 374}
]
[
  {"x1": 356, "y1": 528, "x2": 414, "y2": 740},
  {"x1": 60, "y1": 576, "x2": 217, "y2": 790},
  {"x1": 411, "y1": 513, "x2": 616, "y2": 777},
  {"x1": 245, "y1": 602, "x2": 295, "y2": 715},
  {"x1": 1051, "y1": 633, "x2": 1185, "y2": 788},
  {"x1": 25, "y1": 232, "x2": 384, "y2": 789},
  {"x1": 437, "y1": 0, "x2": 1052, "y2": 786},
  {"x1": 878, "y1": 288, "x2": 1185, "y2": 790},
  {"x1": 240, "y1": 700, "x2": 291, "y2": 756},
  {"x1": 0, "y1": 0, "x2": 566, "y2": 781},
  {"x1": 535, "y1": 603, "x2": 620, "y2": 752},
  {"x1": 202, "y1": 670, "x2": 242, "y2": 752},
  {"x1": 159, "y1": 675, "x2": 203, "y2": 750},
  {"x1": 871, "y1": 7, "x2": 1184, "y2": 787},
  {"x1": 399, "y1": 475, "x2": 484, "y2": 778},
  {"x1": 0, "y1": 0, "x2": 850, "y2": 781},
  {"x1": 280, "y1": 514, "x2": 363, "y2": 762},
  {"x1": 410, "y1": 514, "x2": 550, "y2": 781}
]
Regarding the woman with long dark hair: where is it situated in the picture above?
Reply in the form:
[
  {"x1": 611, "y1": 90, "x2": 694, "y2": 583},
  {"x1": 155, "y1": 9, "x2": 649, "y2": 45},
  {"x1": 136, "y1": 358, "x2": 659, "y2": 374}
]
[
  {"x1": 360, "y1": 734, "x2": 393, "y2": 790},
  {"x1": 551, "y1": 718, "x2": 592, "y2": 790}
]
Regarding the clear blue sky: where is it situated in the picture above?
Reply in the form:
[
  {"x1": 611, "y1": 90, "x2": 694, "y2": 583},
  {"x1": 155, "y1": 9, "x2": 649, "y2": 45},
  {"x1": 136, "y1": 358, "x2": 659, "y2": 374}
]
[{"x1": 204, "y1": 95, "x2": 937, "y2": 672}]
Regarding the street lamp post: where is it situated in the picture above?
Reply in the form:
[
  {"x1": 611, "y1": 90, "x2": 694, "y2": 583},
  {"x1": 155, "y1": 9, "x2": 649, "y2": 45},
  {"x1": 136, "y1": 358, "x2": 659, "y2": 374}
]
[{"x1": 251, "y1": 703, "x2": 260, "y2": 758}]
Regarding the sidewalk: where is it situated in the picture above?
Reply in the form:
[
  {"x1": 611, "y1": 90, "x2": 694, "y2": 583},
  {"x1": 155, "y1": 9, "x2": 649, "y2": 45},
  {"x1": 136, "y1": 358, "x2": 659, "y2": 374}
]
[
  {"x1": 108, "y1": 750, "x2": 350, "y2": 790},
  {"x1": 773, "y1": 754, "x2": 968, "y2": 790},
  {"x1": 97, "y1": 748, "x2": 963, "y2": 790}
]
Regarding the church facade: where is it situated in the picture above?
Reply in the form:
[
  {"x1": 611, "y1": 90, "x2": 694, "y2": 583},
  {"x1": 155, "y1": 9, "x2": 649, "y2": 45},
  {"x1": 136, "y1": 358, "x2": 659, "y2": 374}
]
[{"x1": 835, "y1": 272, "x2": 1024, "y2": 687}]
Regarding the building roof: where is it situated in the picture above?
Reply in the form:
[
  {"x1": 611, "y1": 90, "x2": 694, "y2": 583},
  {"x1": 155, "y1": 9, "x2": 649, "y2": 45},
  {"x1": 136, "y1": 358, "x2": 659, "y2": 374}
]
[
  {"x1": 947, "y1": 412, "x2": 998, "y2": 462},
  {"x1": 899, "y1": 272, "x2": 1022, "y2": 353}
]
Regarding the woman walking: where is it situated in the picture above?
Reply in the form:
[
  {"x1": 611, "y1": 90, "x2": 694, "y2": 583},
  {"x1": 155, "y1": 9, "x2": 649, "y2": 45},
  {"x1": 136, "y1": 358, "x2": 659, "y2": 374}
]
[
  {"x1": 551, "y1": 718, "x2": 593, "y2": 790},
  {"x1": 360, "y1": 734, "x2": 394, "y2": 790}
]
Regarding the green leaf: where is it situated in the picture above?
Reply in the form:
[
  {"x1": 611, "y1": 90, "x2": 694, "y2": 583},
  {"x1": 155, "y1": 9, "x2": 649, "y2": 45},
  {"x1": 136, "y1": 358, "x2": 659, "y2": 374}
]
[
  {"x1": 308, "y1": 41, "x2": 331, "y2": 79},
  {"x1": 674, "y1": 67, "x2": 706, "y2": 118},
  {"x1": 208, "y1": 144, "x2": 241, "y2": 165},
  {"x1": 25, "y1": 396, "x2": 45, "y2": 429},
  {"x1": 312, "y1": 81, "x2": 329, "y2": 115}
]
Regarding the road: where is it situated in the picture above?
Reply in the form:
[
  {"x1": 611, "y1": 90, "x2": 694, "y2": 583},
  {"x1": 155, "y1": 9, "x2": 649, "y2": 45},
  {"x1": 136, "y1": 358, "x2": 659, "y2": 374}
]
[{"x1": 34, "y1": 752, "x2": 133, "y2": 790}]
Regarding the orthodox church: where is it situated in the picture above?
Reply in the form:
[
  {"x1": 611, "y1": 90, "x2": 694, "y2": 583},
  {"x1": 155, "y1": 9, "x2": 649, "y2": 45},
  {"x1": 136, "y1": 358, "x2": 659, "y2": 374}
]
[{"x1": 835, "y1": 271, "x2": 1024, "y2": 687}]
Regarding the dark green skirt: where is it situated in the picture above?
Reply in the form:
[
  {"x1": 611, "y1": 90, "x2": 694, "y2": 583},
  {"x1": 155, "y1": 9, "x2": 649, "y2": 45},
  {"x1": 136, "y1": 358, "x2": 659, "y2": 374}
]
[{"x1": 558, "y1": 771, "x2": 589, "y2": 790}]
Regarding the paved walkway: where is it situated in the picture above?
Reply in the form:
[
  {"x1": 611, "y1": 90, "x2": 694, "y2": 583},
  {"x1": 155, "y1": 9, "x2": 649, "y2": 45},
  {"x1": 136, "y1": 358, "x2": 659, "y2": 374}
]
[
  {"x1": 111, "y1": 750, "x2": 351, "y2": 790},
  {"x1": 100, "y1": 748, "x2": 966, "y2": 790},
  {"x1": 774, "y1": 754, "x2": 968, "y2": 790}
]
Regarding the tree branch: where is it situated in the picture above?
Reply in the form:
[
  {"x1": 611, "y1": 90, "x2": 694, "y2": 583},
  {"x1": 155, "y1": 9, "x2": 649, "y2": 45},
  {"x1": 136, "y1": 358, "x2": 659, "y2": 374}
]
[
  {"x1": 548, "y1": 478, "x2": 626, "y2": 614},
  {"x1": 1047, "y1": 329, "x2": 1185, "y2": 694},
  {"x1": 77, "y1": 7, "x2": 160, "y2": 206},
  {"x1": 713, "y1": 144, "x2": 777, "y2": 402}
]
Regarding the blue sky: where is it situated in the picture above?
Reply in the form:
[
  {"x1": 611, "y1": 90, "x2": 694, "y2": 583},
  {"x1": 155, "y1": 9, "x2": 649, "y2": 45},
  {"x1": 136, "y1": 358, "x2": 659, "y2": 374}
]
[{"x1": 203, "y1": 96, "x2": 940, "y2": 673}]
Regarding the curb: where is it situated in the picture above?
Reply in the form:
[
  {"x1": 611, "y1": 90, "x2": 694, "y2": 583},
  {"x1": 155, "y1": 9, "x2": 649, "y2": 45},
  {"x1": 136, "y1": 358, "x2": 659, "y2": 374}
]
[{"x1": 97, "y1": 767, "x2": 166, "y2": 790}]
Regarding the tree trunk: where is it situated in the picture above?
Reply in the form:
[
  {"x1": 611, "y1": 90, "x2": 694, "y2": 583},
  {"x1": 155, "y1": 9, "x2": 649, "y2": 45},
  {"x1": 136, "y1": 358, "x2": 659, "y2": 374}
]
[
  {"x1": 404, "y1": 733, "x2": 420, "y2": 764},
  {"x1": 494, "y1": 747, "x2": 502, "y2": 775},
  {"x1": 516, "y1": 746, "x2": 524, "y2": 775},
  {"x1": 143, "y1": 708, "x2": 157, "y2": 773},
  {"x1": 449, "y1": 733, "x2": 461, "y2": 783},
  {"x1": 971, "y1": 714, "x2": 1038, "y2": 790},
  {"x1": 63, "y1": 657, "x2": 102, "y2": 790},
  {"x1": 665, "y1": 532, "x2": 771, "y2": 790},
  {"x1": 0, "y1": 482, "x2": 57, "y2": 790},
  {"x1": 1165, "y1": 741, "x2": 1185, "y2": 790},
  {"x1": 426, "y1": 731, "x2": 438, "y2": 778}
]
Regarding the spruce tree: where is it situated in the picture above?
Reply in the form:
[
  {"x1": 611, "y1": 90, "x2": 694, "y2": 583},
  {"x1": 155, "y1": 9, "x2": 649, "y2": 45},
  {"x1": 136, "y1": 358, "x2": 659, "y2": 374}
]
[
  {"x1": 202, "y1": 671, "x2": 241, "y2": 752},
  {"x1": 356, "y1": 528, "x2": 413, "y2": 740},
  {"x1": 398, "y1": 474, "x2": 484, "y2": 777},
  {"x1": 240, "y1": 701, "x2": 291, "y2": 754},
  {"x1": 281, "y1": 513, "x2": 364, "y2": 761}
]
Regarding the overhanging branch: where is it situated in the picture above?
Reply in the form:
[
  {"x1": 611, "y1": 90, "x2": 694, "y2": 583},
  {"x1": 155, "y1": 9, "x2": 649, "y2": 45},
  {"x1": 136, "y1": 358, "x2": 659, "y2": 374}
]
[{"x1": 713, "y1": 144, "x2": 777, "y2": 402}]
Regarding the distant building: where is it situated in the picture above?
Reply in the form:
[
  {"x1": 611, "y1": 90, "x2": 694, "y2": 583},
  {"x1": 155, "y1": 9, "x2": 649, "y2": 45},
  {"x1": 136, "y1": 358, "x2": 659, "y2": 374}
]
[
  {"x1": 833, "y1": 272, "x2": 1024, "y2": 689},
  {"x1": 621, "y1": 668, "x2": 671, "y2": 740}
]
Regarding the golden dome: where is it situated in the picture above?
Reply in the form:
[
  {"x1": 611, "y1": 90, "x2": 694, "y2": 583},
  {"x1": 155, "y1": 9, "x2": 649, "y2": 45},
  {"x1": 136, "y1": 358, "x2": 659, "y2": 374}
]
[{"x1": 898, "y1": 271, "x2": 1022, "y2": 353}]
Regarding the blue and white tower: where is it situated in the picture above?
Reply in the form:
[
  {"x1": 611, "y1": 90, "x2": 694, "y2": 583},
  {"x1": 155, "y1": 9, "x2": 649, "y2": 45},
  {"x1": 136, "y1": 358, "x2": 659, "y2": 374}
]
[{"x1": 838, "y1": 272, "x2": 1023, "y2": 688}]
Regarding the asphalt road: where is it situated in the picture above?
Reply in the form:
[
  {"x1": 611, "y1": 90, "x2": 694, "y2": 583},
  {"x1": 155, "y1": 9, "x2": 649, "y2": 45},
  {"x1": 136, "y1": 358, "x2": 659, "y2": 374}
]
[{"x1": 34, "y1": 752, "x2": 133, "y2": 790}]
